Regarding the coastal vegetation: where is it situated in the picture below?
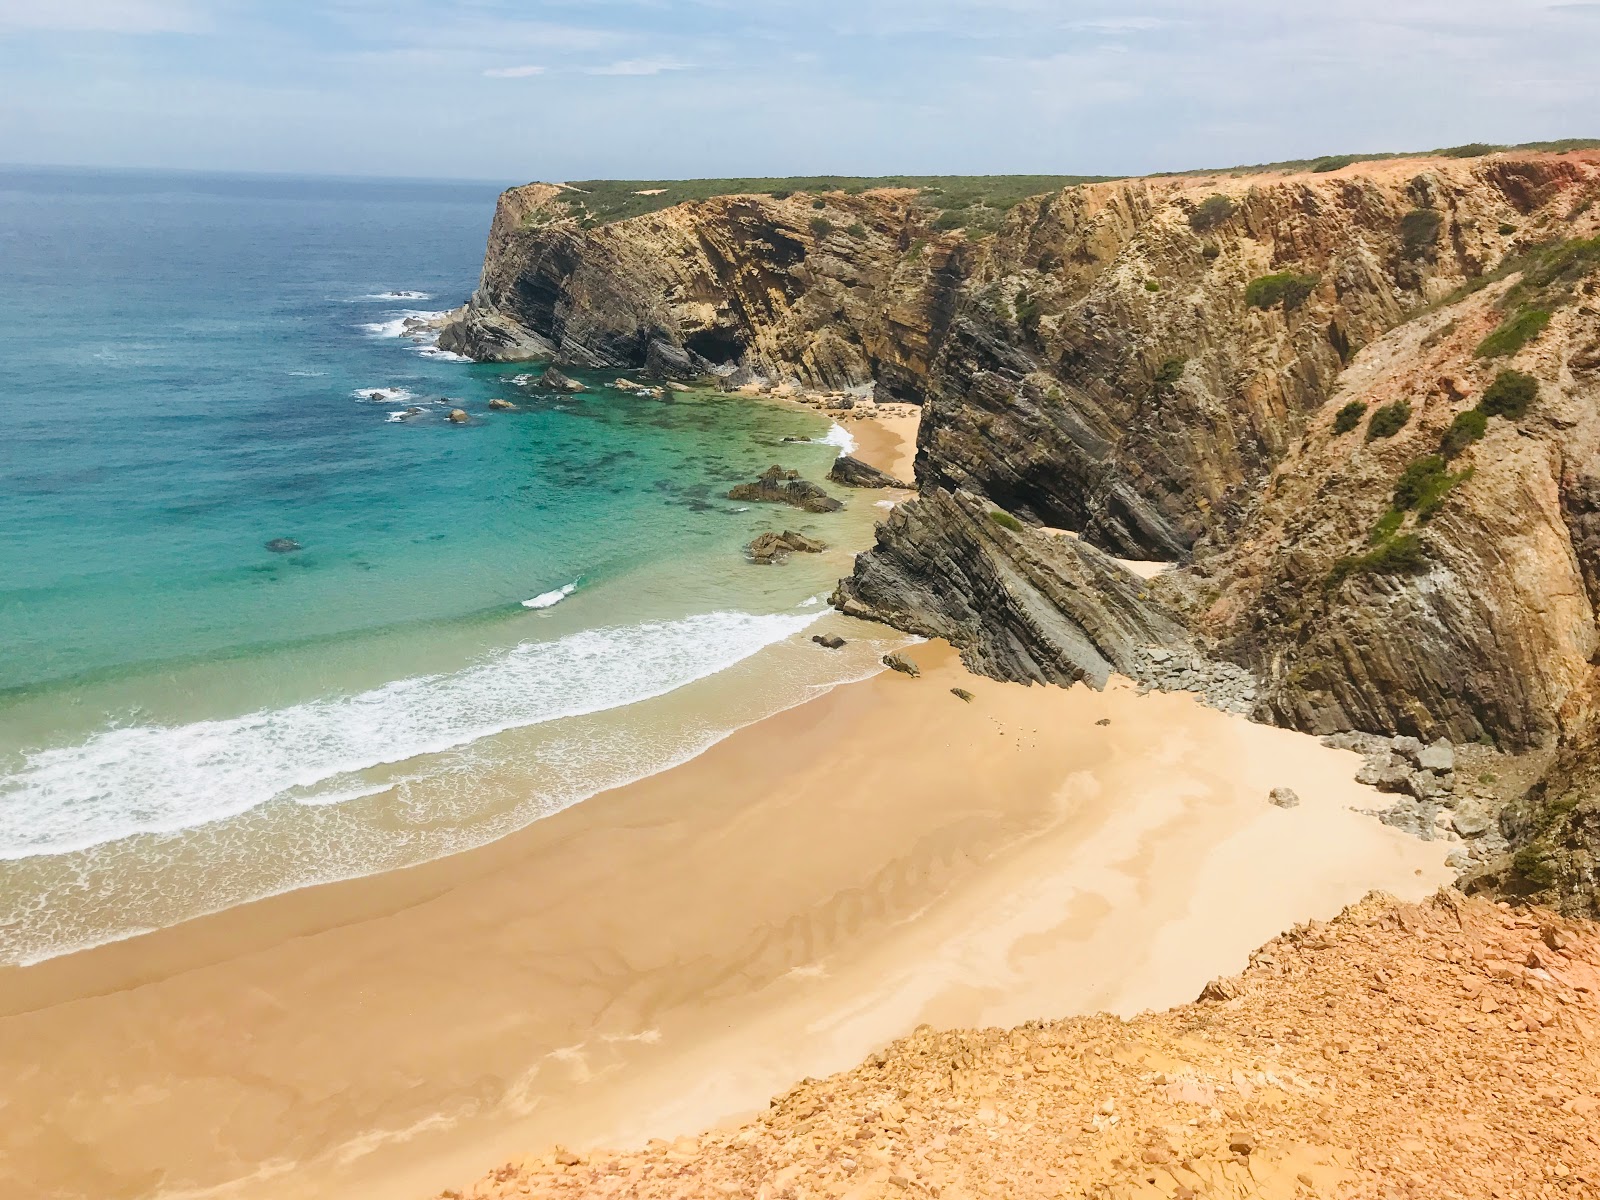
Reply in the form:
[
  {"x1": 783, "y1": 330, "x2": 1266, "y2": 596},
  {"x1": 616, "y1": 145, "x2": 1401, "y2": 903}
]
[
  {"x1": 1365, "y1": 400, "x2": 1412, "y2": 439},
  {"x1": 545, "y1": 174, "x2": 1114, "y2": 225},
  {"x1": 1246, "y1": 270, "x2": 1320, "y2": 310},
  {"x1": 1332, "y1": 400, "x2": 1367, "y2": 434}
]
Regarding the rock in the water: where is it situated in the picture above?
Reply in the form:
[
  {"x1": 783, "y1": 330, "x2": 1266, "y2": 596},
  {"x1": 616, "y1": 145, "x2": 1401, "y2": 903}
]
[
  {"x1": 728, "y1": 466, "x2": 843, "y2": 513},
  {"x1": 1417, "y1": 739, "x2": 1456, "y2": 773},
  {"x1": 447, "y1": 408, "x2": 470, "y2": 423},
  {"x1": 487, "y1": 398, "x2": 517, "y2": 410},
  {"x1": 644, "y1": 339, "x2": 694, "y2": 379},
  {"x1": 811, "y1": 634, "x2": 846, "y2": 650},
  {"x1": 264, "y1": 537, "x2": 301, "y2": 554},
  {"x1": 950, "y1": 687, "x2": 974, "y2": 702},
  {"x1": 747, "y1": 530, "x2": 829, "y2": 563},
  {"x1": 540, "y1": 366, "x2": 586, "y2": 393},
  {"x1": 882, "y1": 652, "x2": 921, "y2": 678},
  {"x1": 1269, "y1": 787, "x2": 1301, "y2": 809},
  {"x1": 828, "y1": 455, "x2": 908, "y2": 489}
]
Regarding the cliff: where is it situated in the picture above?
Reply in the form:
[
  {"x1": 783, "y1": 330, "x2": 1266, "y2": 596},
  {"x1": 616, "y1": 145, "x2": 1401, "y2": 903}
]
[
  {"x1": 440, "y1": 890, "x2": 1600, "y2": 1200},
  {"x1": 442, "y1": 152, "x2": 1600, "y2": 909}
]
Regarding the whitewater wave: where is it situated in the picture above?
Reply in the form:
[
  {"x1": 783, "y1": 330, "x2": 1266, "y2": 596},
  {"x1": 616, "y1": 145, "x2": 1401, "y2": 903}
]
[
  {"x1": 522, "y1": 580, "x2": 580, "y2": 609},
  {"x1": 821, "y1": 422, "x2": 857, "y2": 455},
  {"x1": 0, "y1": 609, "x2": 820, "y2": 860},
  {"x1": 358, "y1": 310, "x2": 448, "y2": 339},
  {"x1": 418, "y1": 346, "x2": 471, "y2": 362},
  {"x1": 365, "y1": 290, "x2": 431, "y2": 300},
  {"x1": 352, "y1": 386, "x2": 415, "y2": 403}
]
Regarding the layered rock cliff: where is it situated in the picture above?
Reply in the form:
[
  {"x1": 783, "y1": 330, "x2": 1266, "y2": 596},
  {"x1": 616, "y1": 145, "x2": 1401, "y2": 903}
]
[{"x1": 444, "y1": 152, "x2": 1600, "y2": 909}]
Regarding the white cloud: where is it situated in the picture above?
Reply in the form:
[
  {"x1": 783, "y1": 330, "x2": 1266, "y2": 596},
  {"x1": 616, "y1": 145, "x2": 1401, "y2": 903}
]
[
  {"x1": 585, "y1": 57, "x2": 689, "y2": 75},
  {"x1": 0, "y1": 0, "x2": 206, "y2": 33},
  {"x1": 483, "y1": 64, "x2": 546, "y2": 77}
]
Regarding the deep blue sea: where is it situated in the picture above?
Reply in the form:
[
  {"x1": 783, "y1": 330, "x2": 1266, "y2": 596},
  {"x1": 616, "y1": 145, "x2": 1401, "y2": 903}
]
[{"x1": 0, "y1": 168, "x2": 896, "y2": 962}]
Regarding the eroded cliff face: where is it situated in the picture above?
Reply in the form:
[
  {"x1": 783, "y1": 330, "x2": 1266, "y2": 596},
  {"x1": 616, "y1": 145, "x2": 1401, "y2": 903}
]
[
  {"x1": 439, "y1": 186, "x2": 969, "y2": 395},
  {"x1": 446, "y1": 155, "x2": 1600, "y2": 902}
]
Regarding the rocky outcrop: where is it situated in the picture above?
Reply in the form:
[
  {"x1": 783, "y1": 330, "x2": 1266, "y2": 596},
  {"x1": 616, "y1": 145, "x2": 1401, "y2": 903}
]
[
  {"x1": 745, "y1": 530, "x2": 827, "y2": 563},
  {"x1": 727, "y1": 466, "x2": 842, "y2": 513},
  {"x1": 827, "y1": 454, "x2": 908, "y2": 489},
  {"x1": 834, "y1": 487, "x2": 1192, "y2": 688}
]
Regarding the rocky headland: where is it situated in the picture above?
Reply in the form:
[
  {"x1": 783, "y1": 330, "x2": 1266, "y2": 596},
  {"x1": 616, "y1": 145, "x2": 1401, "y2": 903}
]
[{"x1": 438, "y1": 149, "x2": 1600, "y2": 915}]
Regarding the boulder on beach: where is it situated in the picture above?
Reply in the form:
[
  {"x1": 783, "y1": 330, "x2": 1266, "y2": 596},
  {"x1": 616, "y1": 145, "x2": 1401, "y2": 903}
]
[
  {"x1": 828, "y1": 455, "x2": 908, "y2": 489},
  {"x1": 728, "y1": 466, "x2": 843, "y2": 513},
  {"x1": 264, "y1": 537, "x2": 302, "y2": 553},
  {"x1": 1269, "y1": 787, "x2": 1301, "y2": 809},
  {"x1": 812, "y1": 634, "x2": 847, "y2": 650},
  {"x1": 882, "y1": 652, "x2": 921, "y2": 678},
  {"x1": 746, "y1": 530, "x2": 828, "y2": 564},
  {"x1": 447, "y1": 408, "x2": 470, "y2": 423},
  {"x1": 540, "y1": 366, "x2": 586, "y2": 393},
  {"x1": 487, "y1": 398, "x2": 517, "y2": 410}
]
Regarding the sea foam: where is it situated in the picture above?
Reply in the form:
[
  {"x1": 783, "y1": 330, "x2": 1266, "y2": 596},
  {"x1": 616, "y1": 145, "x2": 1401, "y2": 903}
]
[
  {"x1": 0, "y1": 608, "x2": 819, "y2": 860},
  {"x1": 522, "y1": 580, "x2": 580, "y2": 609},
  {"x1": 821, "y1": 422, "x2": 857, "y2": 455}
]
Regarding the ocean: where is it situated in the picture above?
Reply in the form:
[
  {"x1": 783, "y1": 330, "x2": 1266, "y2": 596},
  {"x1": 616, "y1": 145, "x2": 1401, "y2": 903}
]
[{"x1": 0, "y1": 168, "x2": 899, "y2": 964}]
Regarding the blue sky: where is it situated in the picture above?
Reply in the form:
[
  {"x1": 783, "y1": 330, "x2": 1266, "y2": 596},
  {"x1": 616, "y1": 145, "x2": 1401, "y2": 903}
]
[{"x1": 1, "y1": 1, "x2": 1597, "y2": 181}]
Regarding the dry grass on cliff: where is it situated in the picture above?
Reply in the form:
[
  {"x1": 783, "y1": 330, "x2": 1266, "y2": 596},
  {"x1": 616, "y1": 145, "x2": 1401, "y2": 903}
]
[{"x1": 441, "y1": 891, "x2": 1600, "y2": 1200}]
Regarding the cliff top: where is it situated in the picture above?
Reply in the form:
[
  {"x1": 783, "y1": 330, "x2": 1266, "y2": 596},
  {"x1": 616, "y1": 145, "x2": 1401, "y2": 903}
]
[
  {"x1": 442, "y1": 890, "x2": 1600, "y2": 1200},
  {"x1": 516, "y1": 139, "x2": 1599, "y2": 228}
]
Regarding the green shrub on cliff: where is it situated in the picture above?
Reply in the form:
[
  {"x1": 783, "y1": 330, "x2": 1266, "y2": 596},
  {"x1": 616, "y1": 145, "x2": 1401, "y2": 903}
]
[
  {"x1": 988, "y1": 509, "x2": 1025, "y2": 533},
  {"x1": 1327, "y1": 534, "x2": 1427, "y2": 588},
  {"x1": 1332, "y1": 400, "x2": 1367, "y2": 434},
  {"x1": 1440, "y1": 408, "x2": 1488, "y2": 458},
  {"x1": 809, "y1": 216, "x2": 834, "y2": 238},
  {"x1": 1366, "y1": 400, "x2": 1412, "y2": 440},
  {"x1": 1480, "y1": 369, "x2": 1538, "y2": 419},
  {"x1": 1246, "y1": 271, "x2": 1320, "y2": 311},
  {"x1": 1475, "y1": 308, "x2": 1551, "y2": 358},
  {"x1": 1400, "y1": 208, "x2": 1444, "y2": 258},
  {"x1": 1153, "y1": 358, "x2": 1186, "y2": 390},
  {"x1": 1189, "y1": 194, "x2": 1237, "y2": 232},
  {"x1": 1392, "y1": 455, "x2": 1473, "y2": 520}
]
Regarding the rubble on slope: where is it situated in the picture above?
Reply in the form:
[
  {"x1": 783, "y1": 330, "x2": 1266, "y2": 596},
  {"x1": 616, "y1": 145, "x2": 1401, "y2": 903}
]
[{"x1": 439, "y1": 890, "x2": 1600, "y2": 1200}]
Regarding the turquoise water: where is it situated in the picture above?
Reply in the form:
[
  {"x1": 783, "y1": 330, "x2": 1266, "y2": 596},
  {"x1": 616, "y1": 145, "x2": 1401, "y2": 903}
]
[{"x1": 0, "y1": 169, "x2": 896, "y2": 962}]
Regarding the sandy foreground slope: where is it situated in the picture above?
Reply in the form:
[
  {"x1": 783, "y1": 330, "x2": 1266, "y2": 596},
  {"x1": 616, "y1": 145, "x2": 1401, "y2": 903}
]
[{"x1": 441, "y1": 890, "x2": 1600, "y2": 1200}]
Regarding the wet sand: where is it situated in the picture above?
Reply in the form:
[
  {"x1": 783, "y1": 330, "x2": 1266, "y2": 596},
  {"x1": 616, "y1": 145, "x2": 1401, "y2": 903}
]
[{"x1": 0, "y1": 636, "x2": 1449, "y2": 1200}]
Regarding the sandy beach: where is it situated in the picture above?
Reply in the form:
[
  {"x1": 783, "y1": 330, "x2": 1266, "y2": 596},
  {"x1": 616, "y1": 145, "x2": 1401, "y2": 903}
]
[{"x1": 0, "y1": 618, "x2": 1450, "y2": 1200}]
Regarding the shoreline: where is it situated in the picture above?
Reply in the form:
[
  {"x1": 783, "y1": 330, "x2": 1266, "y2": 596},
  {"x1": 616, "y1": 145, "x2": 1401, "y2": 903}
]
[{"x1": 0, "y1": 628, "x2": 1449, "y2": 1200}]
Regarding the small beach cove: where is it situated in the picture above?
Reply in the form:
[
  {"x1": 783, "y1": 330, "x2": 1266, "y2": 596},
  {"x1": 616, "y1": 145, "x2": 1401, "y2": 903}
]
[{"x1": 0, "y1": 632, "x2": 1449, "y2": 1200}]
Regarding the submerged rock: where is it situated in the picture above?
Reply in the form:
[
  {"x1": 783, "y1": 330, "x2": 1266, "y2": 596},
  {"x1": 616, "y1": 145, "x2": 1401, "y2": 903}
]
[
  {"x1": 811, "y1": 634, "x2": 847, "y2": 650},
  {"x1": 747, "y1": 530, "x2": 828, "y2": 564},
  {"x1": 447, "y1": 409, "x2": 470, "y2": 423},
  {"x1": 264, "y1": 537, "x2": 302, "y2": 553},
  {"x1": 828, "y1": 455, "x2": 908, "y2": 489},
  {"x1": 487, "y1": 398, "x2": 517, "y2": 411},
  {"x1": 728, "y1": 466, "x2": 843, "y2": 513}
]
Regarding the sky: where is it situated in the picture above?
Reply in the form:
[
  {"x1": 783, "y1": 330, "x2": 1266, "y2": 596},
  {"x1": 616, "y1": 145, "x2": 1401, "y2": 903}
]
[{"x1": 1, "y1": 0, "x2": 1597, "y2": 182}]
